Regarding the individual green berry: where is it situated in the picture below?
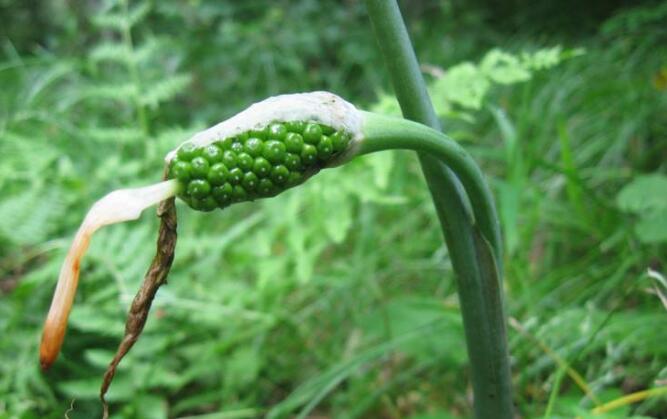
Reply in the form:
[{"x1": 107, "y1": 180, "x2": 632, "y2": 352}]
[
  {"x1": 268, "y1": 122, "x2": 287, "y2": 141},
  {"x1": 222, "y1": 151, "x2": 237, "y2": 168},
  {"x1": 232, "y1": 185, "x2": 247, "y2": 202},
  {"x1": 237, "y1": 153, "x2": 254, "y2": 171},
  {"x1": 237, "y1": 132, "x2": 249, "y2": 142},
  {"x1": 207, "y1": 163, "x2": 229, "y2": 186},
  {"x1": 180, "y1": 195, "x2": 193, "y2": 207},
  {"x1": 249, "y1": 126, "x2": 268, "y2": 139},
  {"x1": 177, "y1": 143, "x2": 198, "y2": 161},
  {"x1": 253, "y1": 157, "x2": 271, "y2": 177},
  {"x1": 190, "y1": 157, "x2": 210, "y2": 178},
  {"x1": 200, "y1": 197, "x2": 218, "y2": 212},
  {"x1": 301, "y1": 143, "x2": 318, "y2": 166},
  {"x1": 303, "y1": 123, "x2": 323, "y2": 144},
  {"x1": 317, "y1": 136, "x2": 333, "y2": 161},
  {"x1": 284, "y1": 153, "x2": 301, "y2": 171},
  {"x1": 189, "y1": 197, "x2": 203, "y2": 211},
  {"x1": 244, "y1": 137, "x2": 264, "y2": 157},
  {"x1": 219, "y1": 137, "x2": 234, "y2": 151},
  {"x1": 187, "y1": 179, "x2": 211, "y2": 199},
  {"x1": 270, "y1": 165, "x2": 289, "y2": 185},
  {"x1": 242, "y1": 172, "x2": 259, "y2": 191},
  {"x1": 230, "y1": 142, "x2": 244, "y2": 153},
  {"x1": 286, "y1": 120, "x2": 305, "y2": 133},
  {"x1": 228, "y1": 167, "x2": 243, "y2": 185},
  {"x1": 284, "y1": 132, "x2": 304, "y2": 153},
  {"x1": 171, "y1": 161, "x2": 191, "y2": 182},
  {"x1": 258, "y1": 178, "x2": 275, "y2": 196},
  {"x1": 287, "y1": 171, "x2": 304, "y2": 186},
  {"x1": 330, "y1": 131, "x2": 349, "y2": 153},
  {"x1": 202, "y1": 145, "x2": 223, "y2": 163},
  {"x1": 320, "y1": 124, "x2": 335, "y2": 135},
  {"x1": 212, "y1": 183, "x2": 233, "y2": 205},
  {"x1": 262, "y1": 140, "x2": 286, "y2": 164}
]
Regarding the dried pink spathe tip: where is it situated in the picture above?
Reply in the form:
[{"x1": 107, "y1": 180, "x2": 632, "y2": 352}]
[{"x1": 40, "y1": 180, "x2": 180, "y2": 370}]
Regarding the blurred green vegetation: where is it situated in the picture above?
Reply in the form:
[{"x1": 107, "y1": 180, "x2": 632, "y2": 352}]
[{"x1": 1, "y1": 0, "x2": 666, "y2": 418}]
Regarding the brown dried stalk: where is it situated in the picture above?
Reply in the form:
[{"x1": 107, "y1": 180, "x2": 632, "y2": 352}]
[{"x1": 99, "y1": 191, "x2": 177, "y2": 418}]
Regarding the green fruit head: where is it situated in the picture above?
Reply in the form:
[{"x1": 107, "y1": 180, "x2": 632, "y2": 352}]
[
  {"x1": 168, "y1": 120, "x2": 352, "y2": 210},
  {"x1": 166, "y1": 92, "x2": 361, "y2": 211}
]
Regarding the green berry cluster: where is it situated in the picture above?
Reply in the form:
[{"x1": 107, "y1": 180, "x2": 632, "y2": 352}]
[{"x1": 168, "y1": 121, "x2": 352, "y2": 211}]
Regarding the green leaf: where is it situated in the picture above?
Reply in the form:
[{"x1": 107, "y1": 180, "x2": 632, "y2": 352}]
[
  {"x1": 58, "y1": 378, "x2": 103, "y2": 399},
  {"x1": 428, "y1": 46, "x2": 579, "y2": 115},
  {"x1": 89, "y1": 43, "x2": 133, "y2": 64},
  {"x1": 92, "y1": 12, "x2": 127, "y2": 31},
  {"x1": 481, "y1": 49, "x2": 531, "y2": 84},
  {"x1": 410, "y1": 413, "x2": 458, "y2": 419},
  {"x1": 81, "y1": 82, "x2": 138, "y2": 101},
  {"x1": 321, "y1": 186, "x2": 352, "y2": 244},
  {"x1": 84, "y1": 349, "x2": 120, "y2": 369},
  {"x1": 0, "y1": 187, "x2": 66, "y2": 246},
  {"x1": 225, "y1": 348, "x2": 262, "y2": 390},
  {"x1": 80, "y1": 126, "x2": 144, "y2": 143},
  {"x1": 521, "y1": 46, "x2": 585, "y2": 70},
  {"x1": 635, "y1": 209, "x2": 667, "y2": 243},
  {"x1": 366, "y1": 151, "x2": 394, "y2": 189},
  {"x1": 91, "y1": 3, "x2": 150, "y2": 31},
  {"x1": 130, "y1": 394, "x2": 167, "y2": 419},
  {"x1": 59, "y1": 375, "x2": 133, "y2": 402},
  {"x1": 69, "y1": 305, "x2": 124, "y2": 336},
  {"x1": 127, "y1": 2, "x2": 151, "y2": 27},
  {"x1": 616, "y1": 174, "x2": 667, "y2": 243},
  {"x1": 361, "y1": 296, "x2": 465, "y2": 364},
  {"x1": 139, "y1": 74, "x2": 191, "y2": 109},
  {"x1": 616, "y1": 174, "x2": 667, "y2": 213},
  {"x1": 434, "y1": 62, "x2": 490, "y2": 109}
]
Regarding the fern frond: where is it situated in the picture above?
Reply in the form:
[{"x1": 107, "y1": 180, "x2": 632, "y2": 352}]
[
  {"x1": 91, "y1": 2, "x2": 150, "y2": 31},
  {"x1": 0, "y1": 131, "x2": 59, "y2": 185},
  {"x1": 80, "y1": 126, "x2": 144, "y2": 144},
  {"x1": 91, "y1": 12, "x2": 127, "y2": 32},
  {"x1": 132, "y1": 38, "x2": 166, "y2": 65},
  {"x1": 89, "y1": 43, "x2": 134, "y2": 65},
  {"x1": 22, "y1": 63, "x2": 75, "y2": 108},
  {"x1": 139, "y1": 74, "x2": 191, "y2": 109},
  {"x1": 126, "y1": 2, "x2": 151, "y2": 28},
  {"x1": 0, "y1": 187, "x2": 66, "y2": 246},
  {"x1": 81, "y1": 83, "x2": 138, "y2": 102}
]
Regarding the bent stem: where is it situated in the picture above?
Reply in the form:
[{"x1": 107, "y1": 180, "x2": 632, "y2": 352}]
[
  {"x1": 364, "y1": 1, "x2": 514, "y2": 417},
  {"x1": 40, "y1": 179, "x2": 180, "y2": 370},
  {"x1": 355, "y1": 112, "x2": 513, "y2": 417},
  {"x1": 359, "y1": 112, "x2": 502, "y2": 263}
]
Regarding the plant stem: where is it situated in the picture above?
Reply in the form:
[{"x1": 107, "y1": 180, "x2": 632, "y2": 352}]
[
  {"x1": 120, "y1": 0, "x2": 150, "y2": 152},
  {"x1": 100, "y1": 194, "x2": 178, "y2": 419},
  {"x1": 360, "y1": 112, "x2": 502, "y2": 263},
  {"x1": 364, "y1": 1, "x2": 514, "y2": 417}
]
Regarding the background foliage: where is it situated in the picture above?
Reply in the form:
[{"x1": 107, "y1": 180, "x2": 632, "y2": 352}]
[{"x1": 1, "y1": 0, "x2": 666, "y2": 418}]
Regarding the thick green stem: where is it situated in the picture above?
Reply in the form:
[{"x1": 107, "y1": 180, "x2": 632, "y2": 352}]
[{"x1": 364, "y1": 1, "x2": 514, "y2": 417}]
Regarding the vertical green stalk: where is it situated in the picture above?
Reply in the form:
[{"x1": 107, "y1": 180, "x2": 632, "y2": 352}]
[
  {"x1": 120, "y1": 0, "x2": 150, "y2": 148},
  {"x1": 363, "y1": 1, "x2": 514, "y2": 417}
]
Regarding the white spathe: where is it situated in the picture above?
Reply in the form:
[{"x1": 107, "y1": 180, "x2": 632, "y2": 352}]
[{"x1": 165, "y1": 91, "x2": 363, "y2": 163}]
